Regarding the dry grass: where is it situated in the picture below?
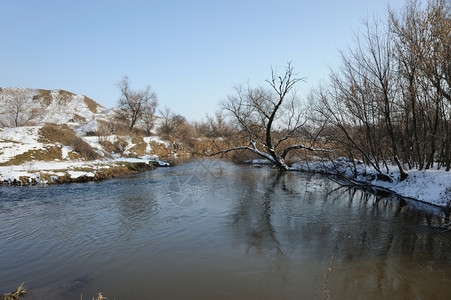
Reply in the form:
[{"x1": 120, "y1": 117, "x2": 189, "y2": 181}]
[
  {"x1": 39, "y1": 123, "x2": 99, "y2": 160},
  {"x1": 83, "y1": 96, "x2": 101, "y2": 113},
  {"x1": 149, "y1": 141, "x2": 173, "y2": 158},
  {"x1": 0, "y1": 283, "x2": 27, "y2": 300},
  {"x1": 68, "y1": 113, "x2": 87, "y2": 123},
  {"x1": 1, "y1": 162, "x2": 155, "y2": 186},
  {"x1": 122, "y1": 137, "x2": 173, "y2": 158},
  {"x1": 99, "y1": 140, "x2": 117, "y2": 153},
  {"x1": 1, "y1": 285, "x2": 111, "y2": 300},
  {"x1": 33, "y1": 89, "x2": 53, "y2": 105},
  {"x1": 93, "y1": 162, "x2": 153, "y2": 180},
  {"x1": 55, "y1": 90, "x2": 73, "y2": 105},
  {"x1": 128, "y1": 137, "x2": 147, "y2": 156},
  {"x1": 0, "y1": 122, "x2": 101, "y2": 165},
  {"x1": 92, "y1": 292, "x2": 108, "y2": 300},
  {"x1": 0, "y1": 146, "x2": 62, "y2": 166},
  {"x1": 80, "y1": 292, "x2": 110, "y2": 300},
  {"x1": 230, "y1": 149, "x2": 261, "y2": 163}
]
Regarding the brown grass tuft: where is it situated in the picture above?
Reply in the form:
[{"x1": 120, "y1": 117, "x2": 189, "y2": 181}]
[
  {"x1": 0, "y1": 146, "x2": 62, "y2": 166},
  {"x1": 148, "y1": 140, "x2": 172, "y2": 158},
  {"x1": 33, "y1": 89, "x2": 53, "y2": 106},
  {"x1": 1, "y1": 283, "x2": 27, "y2": 300},
  {"x1": 83, "y1": 96, "x2": 101, "y2": 113},
  {"x1": 91, "y1": 292, "x2": 108, "y2": 300},
  {"x1": 55, "y1": 90, "x2": 74, "y2": 105},
  {"x1": 68, "y1": 113, "x2": 87, "y2": 123},
  {"x1": 39, "y1": 123, "x2": 100, "y2": 160},
  {"x1": 129, "y1": 137, "x2": 147, "y2": 156}
]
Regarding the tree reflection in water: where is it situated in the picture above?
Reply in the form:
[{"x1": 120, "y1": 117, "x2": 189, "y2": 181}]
[{"x1": 226, "y1": 167, "x2": 451, "y2": 299}]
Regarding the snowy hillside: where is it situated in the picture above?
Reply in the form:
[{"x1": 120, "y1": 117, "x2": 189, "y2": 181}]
[
  {"x1": 0, "y1": 124, "x2": 171, "y2": 184},
  {"x1": 0, "y1": 87, "x2": 165, "y2": 134},
  {"x1": 0, "y1": 88, "x2": 172, "y2": 184},
  {"x1": 0, "y1": 87, "x2": 112, "y2": 131}
]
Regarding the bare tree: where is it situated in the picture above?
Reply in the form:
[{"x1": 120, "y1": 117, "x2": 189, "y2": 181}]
[
  {"x1": 389, "y1": 0, "x2": 451, "y2": 170},
  {"x1": 0, "y1": 88, "x2": 42, "y2": 127},
  {"x1": 157, "y1": 107, "x2": 176, "y2": 138},
  {"x1": 157, "y1": 107, "x2": 191, "y2": 139},
  {"x1": 310, "y1": 1, "x2": 451, "y2": 179},
  {"x1": 206, "y1": 111, "x2": 235, "y2": 138},
  {"x1": 115, "y1": 76, "x2": 158, "y2": 133},
  {"x1": 213, "y1": 63, "x2": 325, "y2": 171},
  {"x1": 141, "y1": 100, "x2": 158, "y2": 135}
]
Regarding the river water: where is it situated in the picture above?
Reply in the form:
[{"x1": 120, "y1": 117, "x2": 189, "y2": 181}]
[{"x1": 0, "y1": 159, "x2": 450, "y2": 299}]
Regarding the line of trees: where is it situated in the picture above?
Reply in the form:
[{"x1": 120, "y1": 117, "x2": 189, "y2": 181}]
[
  {"x1": 209, "y1": 0, "x2": 450, "y2": 179},
  {"x1": 308, "y1": 0, "x2": 450, "y2": 179},
  {"x1": 74, "y1": 0, "x2": 451, "y2": 178}
]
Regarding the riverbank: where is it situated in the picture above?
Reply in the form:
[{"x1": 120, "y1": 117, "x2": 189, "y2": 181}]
[
  {"x1": 242, "y1": 158, "x2": 451, "y2": 208},
  {"x1": 290, "y1": 160, "x2": 451, "y2": 208},
  {"x1": 2, "y1": 155, "x2": 450, "y2": 209},
  {"x1": 0, "y1": 156, "x2": 171, "y2": 186}
]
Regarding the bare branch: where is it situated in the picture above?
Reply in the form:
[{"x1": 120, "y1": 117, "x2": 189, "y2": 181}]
[{"x1": 281, "y1": 144, "x2": 334, "y2": 160}]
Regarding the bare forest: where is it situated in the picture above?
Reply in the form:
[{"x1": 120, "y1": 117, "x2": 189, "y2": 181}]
[
  {"x1": 0, "y1": 0, "x2": 449, "y2": 182},
  {"x1": 211, "y1": 0, "x2": 450, "y2": 181}
]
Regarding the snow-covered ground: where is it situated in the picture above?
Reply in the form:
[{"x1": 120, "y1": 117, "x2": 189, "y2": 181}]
[
  {"x1": 0, "y1": 156, "x2": 162, "y2": 184},
  {"x1": 290, "y1": 159, "x2": 451, "y2": 208},
  {"x1": 0, "y1": 127, "x2": 44, "y2": 163}
]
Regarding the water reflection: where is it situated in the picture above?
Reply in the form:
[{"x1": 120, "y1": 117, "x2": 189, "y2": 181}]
[
  {"x1": 0, "y1": 160, "x2": 450, "y2": 299},
  {"x1": 117, "y1": 183, "x2": 157, "y2": 232},
  {"x1": 224, "y1": 168, "x2": 451, "y2": 299}
]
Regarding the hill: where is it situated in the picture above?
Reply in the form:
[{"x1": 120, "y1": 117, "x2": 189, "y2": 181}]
[
  {"x1": 0, "y1": 87, "x2": 108, "y2": 128},
  {"x1": 0, "y1": 88, "x2": 171, "y2": 184}
]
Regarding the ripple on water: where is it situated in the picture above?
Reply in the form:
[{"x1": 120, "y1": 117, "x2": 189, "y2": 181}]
[{"x1": 1, "y1": 161, "x2": 451, "y2": 299}]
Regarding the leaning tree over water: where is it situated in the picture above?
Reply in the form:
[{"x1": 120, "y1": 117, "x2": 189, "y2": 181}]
[{"x1": 212, "y1": 63, "x2": 325, "y2": 171}]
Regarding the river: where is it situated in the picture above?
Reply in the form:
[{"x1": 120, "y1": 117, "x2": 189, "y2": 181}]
[{"x1": 1, "y1": 159, "x2": 450, "y2": 299}]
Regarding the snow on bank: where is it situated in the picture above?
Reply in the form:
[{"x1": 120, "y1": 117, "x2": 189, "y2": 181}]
[
  {"x1": 372, "y1": 169, "x2": 451, "y2": 207},
  {"x1": 0, "y1": 156, "x2": 166, "y2": 184},
  {"x1": 115, "y1": 155, "x2": 171, "y2": 166},
  {"x1": 290, "y1": 160, "x2": 451, "y2": 208}
]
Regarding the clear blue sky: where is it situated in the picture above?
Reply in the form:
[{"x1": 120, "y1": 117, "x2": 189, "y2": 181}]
[{"x1": 1, "y1": 0, "x2": 405, "y2": 121}]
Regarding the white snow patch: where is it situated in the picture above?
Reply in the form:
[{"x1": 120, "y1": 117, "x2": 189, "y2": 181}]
[
  {"x1": 144, "y1": 136, "x2": 170, "y2": 147},
  {"x1": 67, "y1": 171, "x2": 95, "y2": 178},
  {"x1": 0, "y1": 126, "x2": 46, "y2": 163},
  {"x1": 0, "y1": 126, "x2": 41, "y2": 144},
  {"x1": 374, "y1": 169, "x2": 451, "y2": 207},
  {"x1": 61, "y1": 145, "x2": 73, "y2": 159},
  {"x1": 0, "y1": 155, "x2": 170, "y2": 183},
  {"x1": 291, "y1": 160, "x2": 451, "y2": 207}
]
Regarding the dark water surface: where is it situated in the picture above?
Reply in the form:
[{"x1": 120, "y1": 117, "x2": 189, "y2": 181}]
[{"x1": 1, "y1": 159, "x2": 450, "y2": 299}]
